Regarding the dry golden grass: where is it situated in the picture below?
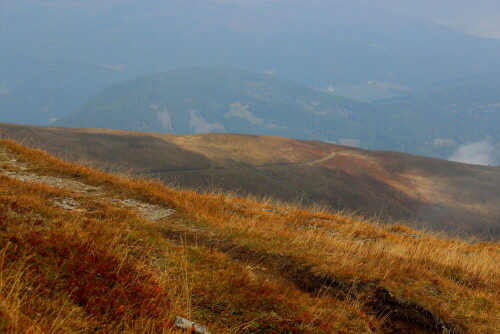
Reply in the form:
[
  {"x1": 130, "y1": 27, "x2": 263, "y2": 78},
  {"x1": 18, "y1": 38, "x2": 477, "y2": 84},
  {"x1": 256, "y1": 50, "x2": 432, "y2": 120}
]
[
  {"x1": 1, "y1": 123, "x2": 498, "y2": 239},
  {"x1": 0, "y1": 139, "x2": 499, "y2": 333}
]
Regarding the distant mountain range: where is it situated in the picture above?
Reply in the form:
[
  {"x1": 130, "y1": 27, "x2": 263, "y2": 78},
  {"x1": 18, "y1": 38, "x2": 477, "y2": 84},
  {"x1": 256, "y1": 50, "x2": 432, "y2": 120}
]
[
  {"x1": 55, "y1": 67, "x2": 500, "y2": 162},
  {"x1": 1, "y1": 122, "x2": 499, "y2": 238},
  {"x1": 54, "y1": 66, "x2": 386, "y2": 144}
]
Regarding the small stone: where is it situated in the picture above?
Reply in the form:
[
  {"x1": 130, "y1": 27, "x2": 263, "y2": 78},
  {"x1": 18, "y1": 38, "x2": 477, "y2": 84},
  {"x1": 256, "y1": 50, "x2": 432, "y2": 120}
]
[
  {"x1": 400, "y1": 232, "x2": 422, "y2": 240},
  {"x1": 123, "y1": 199, "x2": 139, "y2": 206},
  {"x1": 259, "y1": 208, "x2": 288, "y2": 214},
  {"x1": 173, "y1": 316, "x2": 211, "y2": 334},
  {"x1": 54, "y1": 198, "x2": 80, "y2": 210},
  {"x1": 120, "y1": 198, "x2": 175, "y2": 220}
]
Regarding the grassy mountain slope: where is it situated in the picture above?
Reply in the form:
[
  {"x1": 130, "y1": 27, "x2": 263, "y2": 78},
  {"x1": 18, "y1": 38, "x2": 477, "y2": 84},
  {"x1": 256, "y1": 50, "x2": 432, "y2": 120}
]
[
  {"x1": 0, "y1": 139, "x2": 499, "y2": 333},
  {"x1": 1, "y1": 123, "x2": 499, "y2": 239}
]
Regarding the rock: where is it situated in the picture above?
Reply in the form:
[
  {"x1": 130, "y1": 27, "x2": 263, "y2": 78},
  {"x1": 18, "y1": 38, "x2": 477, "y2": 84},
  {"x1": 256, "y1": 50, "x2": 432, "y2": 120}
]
[
  {"x1": 143, "y1": 207, "x2": 176, "y2": 221},
  {"x1": 262, "y1": 208, "x2": 276, "y2": 213},
  {"x1": 173, "y1": 316, "x2": 211, "y2": 334},
  {"x1": 123, "y1": 199, "x2": 139, "y2": 206},
  {"x1": 258, "y1": 208, "x2": 288, "y2": 214},
  {"x1": 399, "y1": 232, "x2": 423, "y2": 240},
  {"x1": 54, "y1": 198, "x2": 80, "y2": 210},
  {"x1": 120, "y1": 198, "x2": 175, "y2": 221}
]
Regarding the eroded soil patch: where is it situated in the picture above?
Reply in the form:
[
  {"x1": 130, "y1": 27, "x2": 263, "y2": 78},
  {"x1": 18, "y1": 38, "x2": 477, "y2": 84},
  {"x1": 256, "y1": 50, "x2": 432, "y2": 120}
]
[{"x1": 0, "y1": 148, "x2": 175, "y2": 221}]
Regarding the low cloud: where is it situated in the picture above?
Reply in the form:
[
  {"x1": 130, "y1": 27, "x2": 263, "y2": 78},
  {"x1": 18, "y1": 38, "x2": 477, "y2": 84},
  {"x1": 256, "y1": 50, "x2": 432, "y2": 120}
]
[
  {"x1": 0, "y1": 82, "x2": 10, "y2": 95},
  {"x1": 431, "y1": 138, "x2": 457, "y2": 148},
  {"x1": 188, "y1": 110, "x2": 225, "y2": 134},
  {"x1": 99, "y1": 63, "x2": 126, "y2": 71},
  {"x1": 155, "y1": 107, "x2": 173, "y2": 131},
  {"x1": 261, "y1": 69, "x2": 276, "y2": 75},
  {"x1": 448, "y1": 141, "x2": 498, "y2": 166}
]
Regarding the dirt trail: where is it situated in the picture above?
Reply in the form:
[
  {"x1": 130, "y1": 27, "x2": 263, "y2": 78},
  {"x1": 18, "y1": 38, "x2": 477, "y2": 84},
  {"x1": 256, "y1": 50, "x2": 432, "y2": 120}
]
[
  {"x1": 302, "y1": 151, "x2": 341, "y2": 166},
  {"x1": 148, "y1": 150, "x2": 343, "y2": 175},
  {"x1": 0, "y1": 149, "x2": 174, "y2": 221}
]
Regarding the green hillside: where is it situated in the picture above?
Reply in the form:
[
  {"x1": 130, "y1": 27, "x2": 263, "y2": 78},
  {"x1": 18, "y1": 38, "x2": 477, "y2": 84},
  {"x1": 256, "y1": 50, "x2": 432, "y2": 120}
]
[
  {"x1": 56, "y1": 67, "x2": 500, "y2": 161},
  {"x1": 56, "y1": 67, "x2": 375, "y2": 136},
  {"x1": 54, "y1": 67, "x2": 420, "y2": 152},
  {"x1": 378, "y1": 73, "x2": 500, "y2": 159}
]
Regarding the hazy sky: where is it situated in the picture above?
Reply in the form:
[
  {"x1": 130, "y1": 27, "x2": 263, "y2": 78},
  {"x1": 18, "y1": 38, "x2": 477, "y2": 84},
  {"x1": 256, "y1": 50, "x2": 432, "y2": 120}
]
[
  {"x1": 3, "y1": 0, "x2": 499, "y2": 39},
  {"x1": 365, "y1": 0, "x2": 500, "y2": 39},
  {"x1": 216, "y1": 0, "x2": 500, "y2": 39}
]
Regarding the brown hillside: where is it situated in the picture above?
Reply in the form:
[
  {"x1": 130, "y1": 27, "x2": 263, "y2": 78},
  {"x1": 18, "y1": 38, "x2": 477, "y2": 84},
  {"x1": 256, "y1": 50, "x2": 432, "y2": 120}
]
[
  {"x1": 0, "y1": 139, "x2": 499, "y2": 333},
  {"x1": 0, "y1": 123, "x2": 499, "y2": 238}
]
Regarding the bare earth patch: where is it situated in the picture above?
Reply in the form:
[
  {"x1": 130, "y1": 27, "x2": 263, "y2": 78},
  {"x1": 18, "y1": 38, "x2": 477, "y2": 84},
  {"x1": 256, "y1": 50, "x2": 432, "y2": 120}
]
[{"x1": 0, "y1": 148, "x2": 175, "y2": 221}]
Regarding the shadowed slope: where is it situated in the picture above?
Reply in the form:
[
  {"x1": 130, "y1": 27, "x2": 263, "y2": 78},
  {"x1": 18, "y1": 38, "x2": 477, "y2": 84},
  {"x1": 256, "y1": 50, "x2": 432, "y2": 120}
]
[{"x1": 1, "y1": 122, "x2": 499, "y2": 238}]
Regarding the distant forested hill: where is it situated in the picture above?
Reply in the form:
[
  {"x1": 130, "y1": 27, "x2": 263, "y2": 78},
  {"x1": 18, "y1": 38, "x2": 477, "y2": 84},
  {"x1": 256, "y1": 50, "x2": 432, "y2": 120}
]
[
  {"x1": 54, "y1": 67, "x2": 417, "y2": 152},
  {"x1": 55, "y1": 67, "x2": 500, "y2": 162},
  {"x1": 377, "y1": 73, "x2": 500, "y2": 160}
]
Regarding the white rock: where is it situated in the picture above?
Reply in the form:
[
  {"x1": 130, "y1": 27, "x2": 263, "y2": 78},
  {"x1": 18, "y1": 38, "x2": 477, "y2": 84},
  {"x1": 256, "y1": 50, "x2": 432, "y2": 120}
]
[{"x1": 173, "y1": 316, "x2": 211, "y2": 334}]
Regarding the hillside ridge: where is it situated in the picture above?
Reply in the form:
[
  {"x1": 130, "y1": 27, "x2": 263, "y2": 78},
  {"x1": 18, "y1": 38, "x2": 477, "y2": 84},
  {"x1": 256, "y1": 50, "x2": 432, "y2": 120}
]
[{"x1": 1, "y1": 122, "x2": 499, "y2": 239}]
